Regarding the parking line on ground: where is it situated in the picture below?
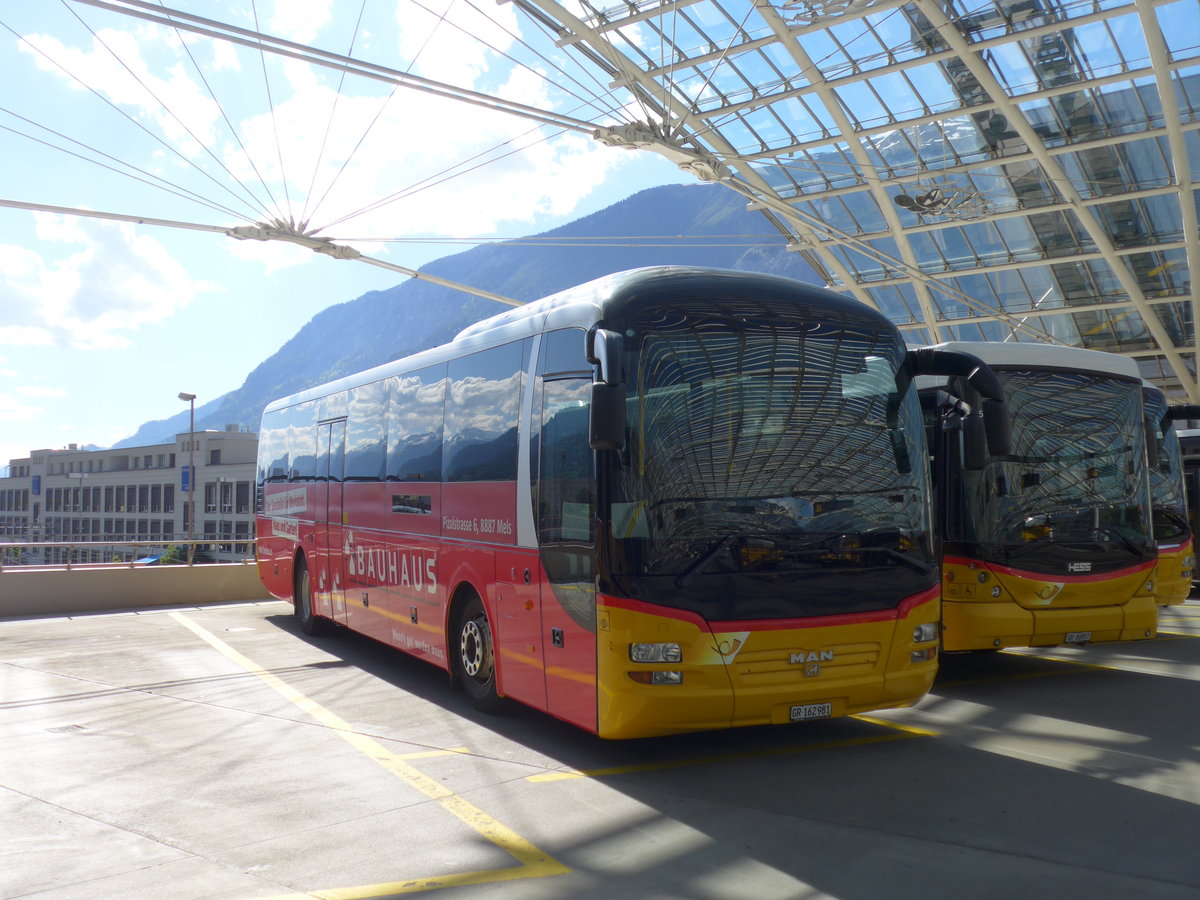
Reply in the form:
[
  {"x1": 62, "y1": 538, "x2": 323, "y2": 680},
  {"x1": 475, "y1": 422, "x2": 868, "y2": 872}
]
[{"x1": 169, "y1": 612, "x2": 570, "y2": 897}]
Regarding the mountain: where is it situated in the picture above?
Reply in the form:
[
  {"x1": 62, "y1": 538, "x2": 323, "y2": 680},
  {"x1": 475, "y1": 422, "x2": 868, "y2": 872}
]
[{"x1": 116, "y1": 183, "x2": 818, "y2": 446}]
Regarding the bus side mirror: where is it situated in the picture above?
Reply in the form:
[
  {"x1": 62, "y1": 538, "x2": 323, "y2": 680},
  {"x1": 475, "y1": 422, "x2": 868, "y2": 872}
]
[
  {"x1": 906, "y1": 347, "x2": 1011, "y2": 457},
  {"x1": 963, "y1": 413, "x2": 988, "y2": 471},
  {"x1": 981, "y1": 398, "x2": 1011, "y2": 457},
  {"x1": 590, "y1": 382, "x2": 627, "y2": 451},
  {"x1": 587, "y1": 328, "x2": 623, "y2": 384},
  {"x1": 1145, "y1": 417, "x2": 1159, "y2": 469}
]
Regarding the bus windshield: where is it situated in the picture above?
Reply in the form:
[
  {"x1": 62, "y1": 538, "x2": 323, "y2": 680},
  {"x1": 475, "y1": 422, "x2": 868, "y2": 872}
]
[
  {"x1": 604, "y1": 304, "x2": 933, "y2": 620},
  {"x1": 1143, "y1": 389, "x2": 1190, "y2": 542},
  {"x1": 952, "y1": 369, "x2": 1153, "y2": 567}
]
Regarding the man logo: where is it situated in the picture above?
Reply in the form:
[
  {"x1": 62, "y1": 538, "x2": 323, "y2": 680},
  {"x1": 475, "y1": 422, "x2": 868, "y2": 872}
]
[
  {"x1": 790, "y1": 650, "x2": 834, "y2": 665},
  {"x1": 805, "y1": 663, "x2": 821, "y2": 677}
]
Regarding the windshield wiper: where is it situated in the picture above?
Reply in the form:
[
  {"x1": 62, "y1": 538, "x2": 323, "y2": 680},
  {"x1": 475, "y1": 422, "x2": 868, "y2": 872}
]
[
  {"x1": 853, "y1": 546, "x2": 934, "y2": 576},
  {"x1": 1000, "y1": 538, "x2": 1052, "y2": 560},
  {"x1": 675, "y1": 534, "x2": 738, "y2": 589},
  {"x1": 784, "y1": 546, "x2": 933, "y2": 575},
  {"x1": 1093, "y1": 528, "x2": 1150, "y2": 556}
]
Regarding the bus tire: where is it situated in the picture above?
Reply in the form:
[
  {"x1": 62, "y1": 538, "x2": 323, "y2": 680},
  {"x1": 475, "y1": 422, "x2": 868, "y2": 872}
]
[
  {"x1": 456, "y1": 593, "x2": 500, "y2": 713},
  {"x1": 295, "y1": 557, "x2": 327, "y2": 637}
]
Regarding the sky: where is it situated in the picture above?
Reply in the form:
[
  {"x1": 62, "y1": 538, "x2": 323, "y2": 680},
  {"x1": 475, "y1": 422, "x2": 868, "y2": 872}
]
[{"x1": 0, "y1": 0, "x2": 695, "y2": 470}]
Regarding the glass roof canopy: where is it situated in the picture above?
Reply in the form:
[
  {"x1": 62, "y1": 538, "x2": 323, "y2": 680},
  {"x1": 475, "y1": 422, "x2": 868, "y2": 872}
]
[{"x1": 508, "y1": 0, "x2": 1200, "y2": 400}]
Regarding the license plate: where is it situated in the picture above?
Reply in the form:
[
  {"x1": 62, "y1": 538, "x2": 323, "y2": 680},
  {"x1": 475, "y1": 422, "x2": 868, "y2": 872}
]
[
  {"x1": 1065, "y1": 631, "x2": 1092, "y2": 643},
  {"x1": 790, "y1": 702, "x2": 832, "y2": 722}
]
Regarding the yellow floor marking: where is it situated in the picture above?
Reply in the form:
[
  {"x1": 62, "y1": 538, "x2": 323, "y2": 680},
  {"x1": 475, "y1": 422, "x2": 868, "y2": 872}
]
[
  {"x1": 851, "y1": 714, "x2": 940, "y2": 737},
  {"x1": 528, "y1": 716, "x2": 935, "y2": 783},
  {"x1": 169, "y1": 612, "x2": 569, "y2": 897}
]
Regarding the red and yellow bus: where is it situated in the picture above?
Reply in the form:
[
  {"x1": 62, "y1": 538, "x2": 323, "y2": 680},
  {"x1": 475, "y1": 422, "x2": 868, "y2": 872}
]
[
  {"x1": 921, "y1": 341, "x2": 1158, "y2": 651},
  {"x1": 256, "y1": 267, "x2": 1006, "y2": 738},
  {"x1": 1143, "y1": 385, "x2": 1199, "y2": 606}
]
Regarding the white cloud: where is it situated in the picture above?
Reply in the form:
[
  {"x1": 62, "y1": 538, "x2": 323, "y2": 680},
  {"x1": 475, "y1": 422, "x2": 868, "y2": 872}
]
[
  {"x1": 268, "y1": 0, "x2": 334, "y2": 45},
  {"x1": 16, "y1": 3, "x2": 633, "y2": 277},
  {"x1": 17, "y1": 385, "x2": 67, "y2": 398},
  {"x1": 0, "y1": 326, "x2": 55, "y2": 347},
  {"x1": 395, "y1": 0, "x2": 521, "y2": 87},
  {"x1": 220, "y1": 73, "x2": 625, "y2": 252},
  {"x1": 0, "y1": 214, "x2": 215, "y2": 349},
  {"x1": 20, "y1": 27, "x2": 223, "y2": 158},
  {"x1": 0, "y1": 394, "x2": 41, "y2": 423}
]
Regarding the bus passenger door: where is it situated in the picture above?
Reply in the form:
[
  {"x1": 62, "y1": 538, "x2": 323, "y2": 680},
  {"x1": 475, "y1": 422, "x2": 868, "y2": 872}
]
[
  {"x1": 494, "y1": 549, "x2": 547, "y2": 711},
  {"x1": 537, "y1": 376, "x2": 597, "y2": 732},
  {"x1": 318, "y1": 420, "x2": 349, "y2": 625}
]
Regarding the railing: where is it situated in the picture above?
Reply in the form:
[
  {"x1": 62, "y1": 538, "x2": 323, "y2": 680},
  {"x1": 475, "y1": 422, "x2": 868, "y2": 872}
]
[{"x1": 0, "y1": 539, "x2": 256, "y2": 572}]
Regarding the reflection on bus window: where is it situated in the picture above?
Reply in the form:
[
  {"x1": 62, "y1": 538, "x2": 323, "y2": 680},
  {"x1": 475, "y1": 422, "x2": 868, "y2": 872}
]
[
  {"x1": 346, "y1": 381, "x2": 388, "y2": 481},
  {"x1": 387, "y1": 364, "x2": 447, "y2": 481},
  {"x1": 444, "y1": 342, "x2": 528, "y2": 482}
]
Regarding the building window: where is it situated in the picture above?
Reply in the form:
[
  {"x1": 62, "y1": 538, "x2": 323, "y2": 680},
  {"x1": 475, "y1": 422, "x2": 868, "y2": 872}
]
[{"x1": 235, "y1": 481, "x2": 250, "y2": 514}]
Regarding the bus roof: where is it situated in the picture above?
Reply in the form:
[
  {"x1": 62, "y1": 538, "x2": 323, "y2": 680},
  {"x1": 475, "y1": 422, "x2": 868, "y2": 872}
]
[
  {"x1": 919, "y1": 340, "x2": 1141, "y2": 380},
  {"x1": 263, "y1": 266, "x2": 881, "y2": 414}
]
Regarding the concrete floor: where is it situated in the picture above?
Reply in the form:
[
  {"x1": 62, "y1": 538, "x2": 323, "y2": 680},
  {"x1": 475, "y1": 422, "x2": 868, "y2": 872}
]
[{"x1": 3, "y1": 599, "x2": 1199, "y2": 899}]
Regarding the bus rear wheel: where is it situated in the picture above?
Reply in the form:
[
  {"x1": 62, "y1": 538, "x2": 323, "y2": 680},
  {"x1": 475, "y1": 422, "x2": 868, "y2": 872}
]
[
  {"x1": 457, "y1": 594, "x2": 499, "y2": 713},
  {"x1": 295, "y1": 558, "x2": 327, "y2": 637}
]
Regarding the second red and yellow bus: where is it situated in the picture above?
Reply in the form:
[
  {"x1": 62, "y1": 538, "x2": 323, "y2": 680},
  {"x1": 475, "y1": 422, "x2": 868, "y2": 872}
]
[
  {"x1": 920, "y1": 341, "x2": 1158, "y2": 651},
  {"x1": 1143, "y1": 384, "x2": 1199, "y2": 606}
]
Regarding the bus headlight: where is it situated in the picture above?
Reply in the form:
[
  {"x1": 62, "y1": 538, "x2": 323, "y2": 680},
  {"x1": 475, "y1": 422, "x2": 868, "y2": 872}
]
[
  {"x1": 912, "y1": 623, "x2": 938, "y2": 643},
  {"x1": 629, "y1": 642, "x2": 682, "y2": 663}
]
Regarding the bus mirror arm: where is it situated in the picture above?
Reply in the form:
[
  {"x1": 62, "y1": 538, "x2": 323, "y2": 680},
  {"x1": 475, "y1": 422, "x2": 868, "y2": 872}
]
[
  {"x1": 1164, "y1": 404, "x2": 1200, "y2": 431},
  {"x1": 906, "y1": 348, "x2": 1010, "y2": 457}
]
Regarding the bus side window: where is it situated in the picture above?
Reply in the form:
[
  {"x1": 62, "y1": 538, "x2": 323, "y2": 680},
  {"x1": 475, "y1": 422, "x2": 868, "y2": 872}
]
[
  {"x1": 386, "y1": 364, "x2": 447, "y2": 482},
  {"x1": 288, "y1": 402, "x2": 319, "y2": 482},
  {"x1": 345, "y1": 381, "x2": 388, "y2": 481},
  {"x1": 538, "y1": 374, "x2": 596, "y2": 632},
  {"x1": 444, "y1": 343, "x2": 525, "y2": 483},
  {"x1": 539, "y1": 378, "x2": 594, "y2": 544}
]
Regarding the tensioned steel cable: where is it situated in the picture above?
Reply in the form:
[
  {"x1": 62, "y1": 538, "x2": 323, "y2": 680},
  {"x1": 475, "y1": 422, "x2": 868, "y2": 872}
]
[
  {"x1": 0, "y1": 109, "x2": 248, "y2": 222},
  {"x1": 298, "y1": 0, "x2": 370, "y2": 228},
  {"x1": 147, "y1": 0, "x2": 282, "y2": 220},
  {"x1": 249, "y1": 0, "x2": 294, "y2": 223},
  {"x1": 57, "y1": 0, "x2": 276, "y2": 221},
  {"x1": 1, "y1": 16, "x2": 266, "y2": 223}
]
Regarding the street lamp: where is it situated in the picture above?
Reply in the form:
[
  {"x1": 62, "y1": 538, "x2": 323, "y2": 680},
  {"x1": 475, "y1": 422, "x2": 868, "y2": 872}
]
[{"x1": 178, "y1": 392, "x2": 196, "y2": 560}]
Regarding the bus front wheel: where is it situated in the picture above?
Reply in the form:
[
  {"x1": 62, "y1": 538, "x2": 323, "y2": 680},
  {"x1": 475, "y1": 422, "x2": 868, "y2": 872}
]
[
  {"x1": 295, "y1": 558, "x2": 327, "y2": 637},
  {"x1": 456, "y1": 594, "x2": 499, "y2": 713}
]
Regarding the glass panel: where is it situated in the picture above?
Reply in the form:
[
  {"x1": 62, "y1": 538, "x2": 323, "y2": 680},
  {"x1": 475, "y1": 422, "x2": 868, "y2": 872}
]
[
  {"x1": 444, "y1": 342, "x2": 528, "y2": 482},
  {"x1": 345, "y1": 380, "x2": 388, "y2": 481},
  {"x1": 387, "y1": 364, "x2": 447, "y2": 482}
]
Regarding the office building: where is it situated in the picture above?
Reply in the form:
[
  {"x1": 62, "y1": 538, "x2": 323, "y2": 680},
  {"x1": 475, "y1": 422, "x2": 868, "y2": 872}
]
[{"x1": 0, "y1": 427, "x2": 257, "y2": 565}]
